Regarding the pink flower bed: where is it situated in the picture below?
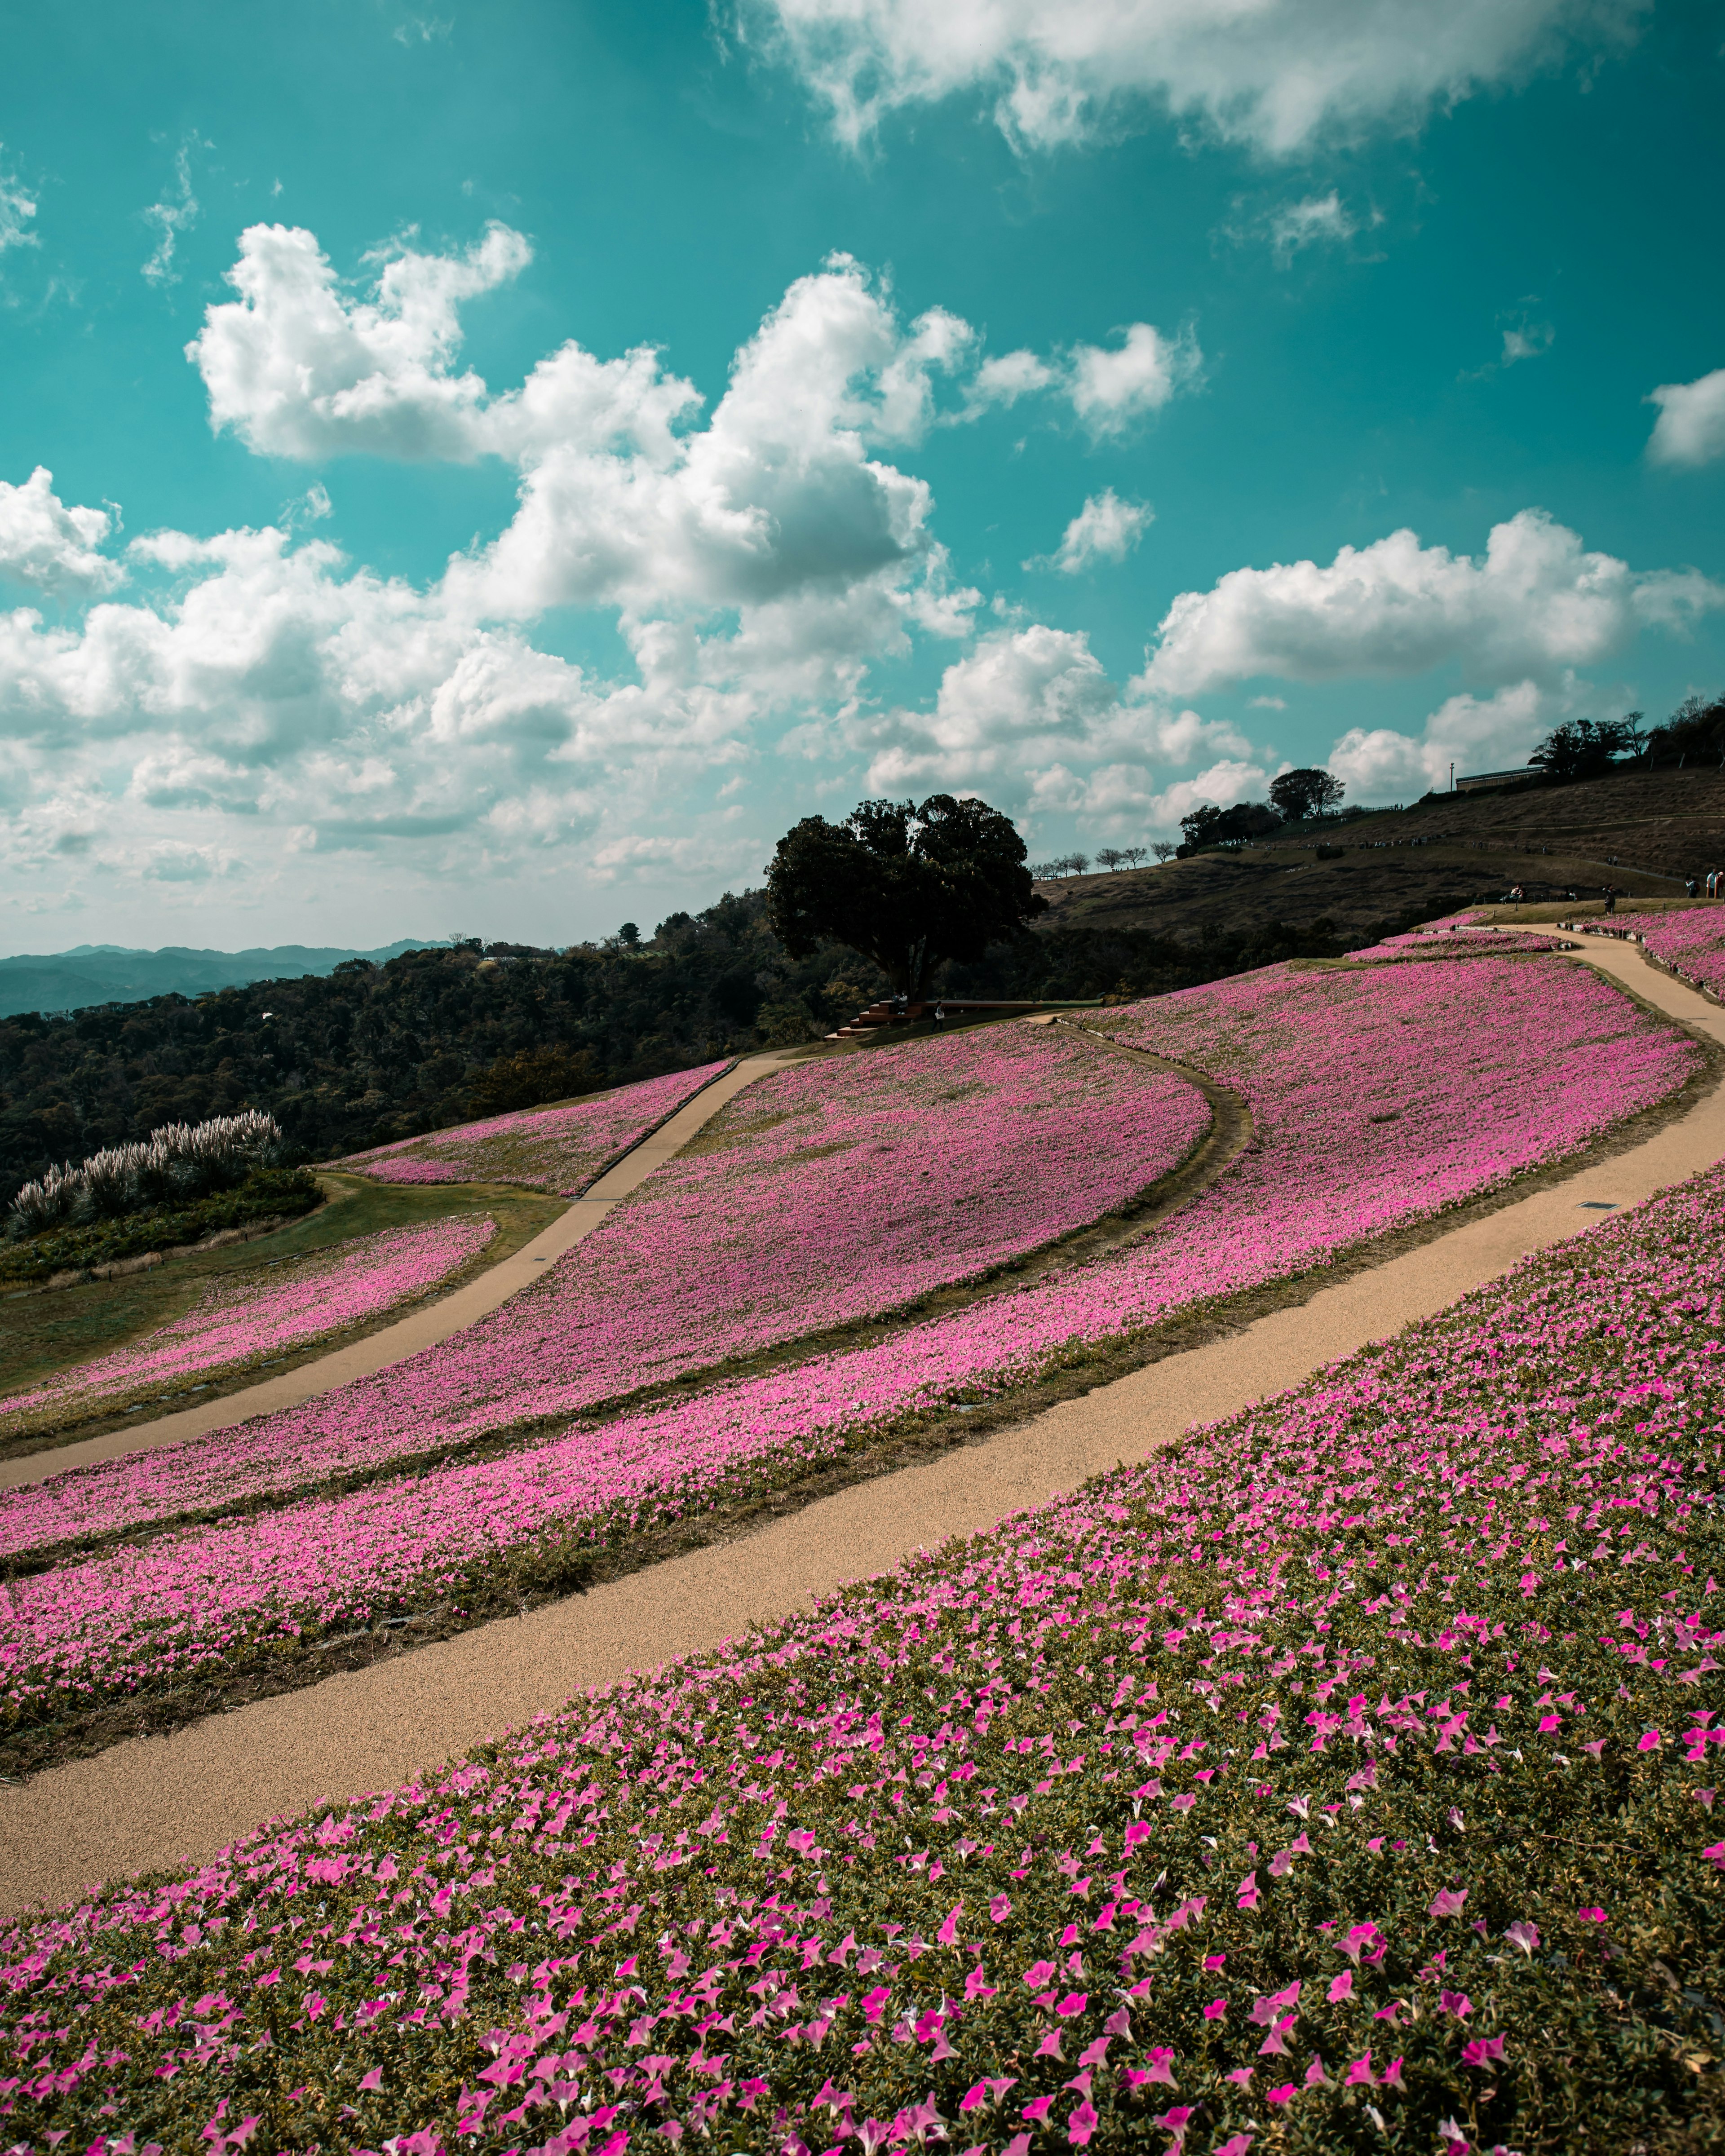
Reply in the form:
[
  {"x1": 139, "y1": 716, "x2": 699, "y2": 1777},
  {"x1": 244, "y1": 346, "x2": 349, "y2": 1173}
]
[
  {"x1": 0, "y1": 958, "x2": 1696, "y2": 1694},
  {"x1": 0, "y1": 1215, "x2": 495, "y2": 1438},
  {"x1": 2, "y1": 1157, "x2": 1719, "y2": 2154},
  {"x1": 0, "y1": 1028, "x2": 1206, "y2": 1554},
  {"x1": 1347, "y1": 926, "x2": 1577, "y2": 961},
  {"x1": 1588, "y1": 907, "x2": 1725, "y2": 998},
  {"x1": 340, "y1": 1063, "x2": 731, "y2": 1193}
]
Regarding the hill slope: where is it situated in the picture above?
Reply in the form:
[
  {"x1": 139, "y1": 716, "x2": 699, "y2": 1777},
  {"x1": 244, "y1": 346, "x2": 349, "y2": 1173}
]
[
  {"x1": 0, "y1": 940, "x2": 437, "y2": 1020},
  {"x1": 1039, "y1": 764, "x2": 1725, "y2": 942}
]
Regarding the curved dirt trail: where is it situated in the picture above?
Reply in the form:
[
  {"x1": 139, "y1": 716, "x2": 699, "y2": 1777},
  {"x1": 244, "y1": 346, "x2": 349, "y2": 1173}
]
[
  {"x1": 0, "y1": 1057, "x2": 788, "y2": 1493},
  {"x1": 4, "y1": 941, "x2": 1723, "y2": 1915}
]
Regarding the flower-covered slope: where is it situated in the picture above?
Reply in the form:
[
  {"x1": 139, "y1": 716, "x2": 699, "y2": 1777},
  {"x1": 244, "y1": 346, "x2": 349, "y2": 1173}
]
[
  {"x1": 0, "y1": 1026, "x2": 1207, "y2": 1556},
  {"x1": 1587, "y1": 908, "x2": 1725, "y2": 999},
  {"x1": 340, "y1": 1063, "x2": 732, "y2": 1194},
  {"x1": 0, "y1": 956, "x2": 1699, "y2": 1727},
  {"x1": 1346, "y1": 926, "x2": 1578, "y2": 962},
  {"x1": 0, "y1": 1215, "x2": 495, "y2": 1442},
  {"x1": 3, "y1": 1155, "x2": 1722, "y2": 2156}
]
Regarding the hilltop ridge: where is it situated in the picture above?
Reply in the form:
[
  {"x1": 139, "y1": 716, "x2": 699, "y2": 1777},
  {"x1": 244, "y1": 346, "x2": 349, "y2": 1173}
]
[{"x1": 1036, "y1": 764, "x2": 1725, "y2": 942}]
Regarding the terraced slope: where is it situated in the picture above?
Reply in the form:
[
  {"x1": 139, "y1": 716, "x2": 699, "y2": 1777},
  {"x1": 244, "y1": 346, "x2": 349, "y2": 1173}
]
[
  {"x1": 0, "y1": 953, "x2": 1698, "y2": 1777},
  {"x1": 3, "y1": 1087, "x2": 1721, "y2": 2155}
]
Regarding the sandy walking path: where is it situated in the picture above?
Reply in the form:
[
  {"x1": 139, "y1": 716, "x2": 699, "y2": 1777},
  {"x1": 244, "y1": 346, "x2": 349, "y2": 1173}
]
[
  {"x1": 4, "y1": 941, "x2": 1721, "y2": 1916},
  {"x1": 0, "y1": 1057, "x2": 790, "y2": 1493}
]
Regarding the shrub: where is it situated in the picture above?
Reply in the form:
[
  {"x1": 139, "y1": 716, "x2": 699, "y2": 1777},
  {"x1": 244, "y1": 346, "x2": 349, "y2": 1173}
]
[
  {"x1": 6, "y1": 1110, "x2": 285, "y2": 1238},
  {"x1": 0, "y1": 1166, "x2": 319, "y2": 1286}
]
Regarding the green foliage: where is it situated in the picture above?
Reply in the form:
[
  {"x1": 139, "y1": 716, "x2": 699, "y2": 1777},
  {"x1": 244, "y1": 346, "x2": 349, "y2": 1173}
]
[
  {"x1": 766, "y1": 795, "x2": 1046, "y2": 996},
  {"x1": 0, "y1": 1167, "x2": 321, "y2": 1285},
  {"x1": 1177, "y1": 801, "x2": 1284, "y2": 855},
  {"x1": 461, "y1": 1043, "x2": 600, "y2": 1118},
  {"x1": 1645, "y1": 694, "x2": 1725, "y2": 771},
  {"x1": 1269, "y1": 767, "x2": 1346, "y2": 823},
  {"x1": 1527, "y1": 718, "x2": 1644, "y2": 785}
]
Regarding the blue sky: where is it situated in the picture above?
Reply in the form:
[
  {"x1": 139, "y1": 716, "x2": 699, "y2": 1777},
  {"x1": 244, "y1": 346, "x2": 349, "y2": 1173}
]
[{"x1": 0, "y1": 0, "x2": 1721, "y2": 950}]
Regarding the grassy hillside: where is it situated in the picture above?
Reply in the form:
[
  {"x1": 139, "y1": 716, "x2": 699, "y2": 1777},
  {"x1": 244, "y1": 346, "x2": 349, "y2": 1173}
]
[{"x1": 1036, "y1": 765, "x2": 1725, "y2": 944}]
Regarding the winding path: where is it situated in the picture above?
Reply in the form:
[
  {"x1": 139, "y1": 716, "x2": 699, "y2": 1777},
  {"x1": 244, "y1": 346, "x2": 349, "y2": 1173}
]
[
  {"x1": 3, "y1": 940, "x2": 1721, "y2": 1916},
  {"x1": 0, "y1": 1056, "x2": 787, "y2": 1493}
]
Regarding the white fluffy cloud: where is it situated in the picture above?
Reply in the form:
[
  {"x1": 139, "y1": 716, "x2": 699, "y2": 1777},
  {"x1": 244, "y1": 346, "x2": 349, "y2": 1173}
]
[
  {"x1": 1031, "y1": 487, "x2": 1152, "y2": 573},
  {"x1": 9, "y1": 241, "x2": 1125, "y2": 912},
  {"x1": 1067, "y1": 323, "x2": 1198, "y2": 436},
  {"x1": 0, "y1": 469, "x2": 124, "y2": 596},
  {"x1": 869, "y1": 623, "x2": 1117, "y2": 788},
  {"x1": 1647, "y1": 367, "x2": 1725, "y2": 469},
  {"x1": 191, "y1": 223, "x2": 1197, "y2": 500},
  {"x1": 189, "y1": 221, "x2": 537, "y2": 460},
  {"x1": 866, "y1": 621, "x2": 1256, "y2": 804},
  {"x1": 745, "y1": 0, "x2": 1645, "y2": 155},
  {"x1": 1139, "y1": 510, "x2": 1723, "y2": 697},
  {"x1": 1329, "y1": 679, "x2": 1552, "y2": 797}
]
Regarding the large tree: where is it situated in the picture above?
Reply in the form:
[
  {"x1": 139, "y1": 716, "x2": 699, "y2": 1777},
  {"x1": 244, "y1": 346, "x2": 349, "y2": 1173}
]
[
  {"x1": 1526, "y1": 717, "x2": 1641, "y2": 784},
  {"x1": 1177, "y1": 800, "x2": 1282, "y2": 854},
  {"x1": 1268, "y1": 766, "x2": 1345, "y2": 822},
  {"x1": 765, "y1": 795, "x2": 1046, "y2": 998}
]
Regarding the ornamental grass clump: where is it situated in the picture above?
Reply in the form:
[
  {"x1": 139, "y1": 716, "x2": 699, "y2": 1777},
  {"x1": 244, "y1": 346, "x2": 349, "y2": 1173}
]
[
  {"x1": 0, "y1": 1215, "x2": 495, "y2": 1444},
  {"x1": 6, "y1": 1111, "x2": 284, "y2": 1238},
  {"x1": 2, "y1": 1159, "x2": 1722, "y2": 2153},
  {"x1": 340, "y1": 1064, "x2": 732, "y2": 1194}
]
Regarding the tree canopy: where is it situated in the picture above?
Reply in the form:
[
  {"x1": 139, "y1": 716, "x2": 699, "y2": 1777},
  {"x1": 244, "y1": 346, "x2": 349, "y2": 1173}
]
[
  {"x1": 1526, "y1": 716, "x2": 1644, "y2": 784},
  {"x1": 1177, "y1": 800, "x2": 1283, "y2": 854},
  {"x1": 1269, "y1": 767, "x2": 1345, "y2": 822},
  {"x1": 765, "y1": 794, "x2": 1046, "y2": 998}
]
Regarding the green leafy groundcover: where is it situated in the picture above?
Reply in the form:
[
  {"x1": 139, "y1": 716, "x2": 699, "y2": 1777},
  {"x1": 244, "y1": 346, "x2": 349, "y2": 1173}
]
[
  {"x1": 4, "y1": 1168, "x2": 1725, "y2": 2154},
  {"x1": 0, "y1": 1169, "x2": 321, "y2": 1286}
]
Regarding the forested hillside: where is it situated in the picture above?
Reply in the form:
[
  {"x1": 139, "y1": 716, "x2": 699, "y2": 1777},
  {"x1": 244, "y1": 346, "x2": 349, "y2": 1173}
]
[{"x1": 0, "y1": 892, "x2": 1417, "y2": 1202}]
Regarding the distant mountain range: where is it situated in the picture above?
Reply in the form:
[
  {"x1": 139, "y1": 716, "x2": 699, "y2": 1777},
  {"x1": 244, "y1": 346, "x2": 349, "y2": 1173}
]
[{"x1": 0, "y1": 940, "x2": 442, "y2": 1019}]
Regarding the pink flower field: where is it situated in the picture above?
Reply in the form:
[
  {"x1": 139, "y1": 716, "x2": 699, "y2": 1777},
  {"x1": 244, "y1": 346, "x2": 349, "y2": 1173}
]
[
  {"x1": 0, "y1": 956, "x2": 1697, "y2": 1692},
  {"x1": 0, "y1": 1025, "x2": 1207, "y2": 1555},
  {"x1": 1590, "y1": 907, "x2": 1725, "y2": 998},
  {"x1": 1346, "y1": 926, "x2": 1578, "y2": 962},
  {"x1": 339, "y1": 1062, "x2": 732, "y2": 1193},
  {"x1": 0, "y1": 1215, "x2": 495, "y2": 1440},
  {"x1": 3, "y1": 1144, "x2": 1721, "y2": 2154}
]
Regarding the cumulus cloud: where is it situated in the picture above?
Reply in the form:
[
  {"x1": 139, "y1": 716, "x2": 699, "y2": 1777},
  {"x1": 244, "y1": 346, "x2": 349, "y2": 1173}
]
[
  {"x1": 1647, "y1": 367, "x2": 1725, "y2": 469},
  {"x1": 864, "y1": 622, "x2": 1257, "y2": 803},
  {"x1": 1030, "y1": 487, "x2": 1151, "y2": 573},
  {"x1": 869, "y1": 622, "x2": 1118, "y2": 789},
  {"x1": 190, "y1": 223, "x2": 1197, "y2": 490},
  {"x1": 1138, "y1": 509, "x2": 1724, "y2": 698},
  {"x1": 743, "y1": 0, "x2": 1645, "y2": 156},
  {"x1": 189, "y1": 221, "x2": 537, "y2": 460},
  {"x1": 2, "y1": 246, "x2": 1079, "y2": 906},
  {"x1": 1329, "y1": 679, "x2": 1552, "y2": 798},
  {"x1": 966, "y1": 348, "x2": 1054, "y2": 409},
  {"x1": 1067, "y1": 322, "x2": 1199, "y2": 436},
  {"x1": 0, "y1": 469, "x2": 124, "y2": 596}
]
